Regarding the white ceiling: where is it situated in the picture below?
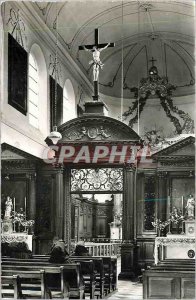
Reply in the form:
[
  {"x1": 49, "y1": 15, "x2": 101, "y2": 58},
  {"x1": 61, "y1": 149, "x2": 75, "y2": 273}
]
[{"x1": 34, "y1": 1, "x2": 195, "y2": 98}]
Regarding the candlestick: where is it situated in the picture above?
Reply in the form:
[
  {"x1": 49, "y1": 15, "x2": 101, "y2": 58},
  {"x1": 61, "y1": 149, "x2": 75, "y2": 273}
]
[
  {"x1": 13, "y1": 197, "x2": 16, "y2": 232},
  {"x1": 182, "y1": 196, "x2": 184, "y2": 215},
  {"x1": 167, "y1": 196, "x2": 171, "y2": 216},
  {"x1": 25, "y1": 197, "x2": 26, "y2": 221}
]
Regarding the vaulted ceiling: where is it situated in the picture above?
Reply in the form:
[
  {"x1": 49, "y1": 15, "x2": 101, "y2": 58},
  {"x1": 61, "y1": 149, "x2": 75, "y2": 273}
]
[{"x1": 34, "y1": 1, "x2": 195, "y2": 99}]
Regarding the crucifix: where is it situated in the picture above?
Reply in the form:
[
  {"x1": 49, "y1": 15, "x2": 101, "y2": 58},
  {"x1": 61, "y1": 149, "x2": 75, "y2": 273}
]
[
  {"x1": 79, "y1": 28, "x2": 115, "y2": 100},
  {"x1": 149, "y1": 57, "x2": 157, "y2": 66}
]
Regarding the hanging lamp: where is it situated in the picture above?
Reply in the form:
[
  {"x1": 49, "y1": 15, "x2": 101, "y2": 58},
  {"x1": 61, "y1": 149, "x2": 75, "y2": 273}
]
[{"x1": 47, "y1": 4, "x2": 62, "y2": 145}]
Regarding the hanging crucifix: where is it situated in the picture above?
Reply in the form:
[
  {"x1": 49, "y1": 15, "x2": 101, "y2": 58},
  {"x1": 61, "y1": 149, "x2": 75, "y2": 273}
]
[{"x1": 79, "y1": 28, "x2": 115, "y2": 100}]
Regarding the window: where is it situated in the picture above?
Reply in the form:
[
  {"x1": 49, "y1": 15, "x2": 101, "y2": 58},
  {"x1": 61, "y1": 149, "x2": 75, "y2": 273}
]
[
  {"x1": 28, "y1": 53, "x2": 39, "y2": 128},
  {"x1": 63, "y1": 79, "x2": 76, "y2": 123}
]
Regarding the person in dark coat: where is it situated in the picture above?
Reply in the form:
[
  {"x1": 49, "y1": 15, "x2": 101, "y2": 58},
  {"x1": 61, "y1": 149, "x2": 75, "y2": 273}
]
[
  {"x1": 73, "y1": 241, "x2": 91, "y2": 256},
  {"x1": 49, "y1": 239, "x2": 72, "y2": 263}
]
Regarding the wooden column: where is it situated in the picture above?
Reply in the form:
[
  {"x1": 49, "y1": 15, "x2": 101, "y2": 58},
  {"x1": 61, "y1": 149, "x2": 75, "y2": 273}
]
[
  {"x1": 27, "y1": 173, "x2": 36, "y2": 222},
  {"x1": 157, "y1": 172, "x2": 167, "y2": 221},
  {"x1": 54, "y1": 167, "x2": 64, "y2": 239},
  {"x1": 63, "y1": 167, "x2": 71, "y2": 251},
  {"x1": 119, "y1": 166, "x2": 138, "y2": 279}
]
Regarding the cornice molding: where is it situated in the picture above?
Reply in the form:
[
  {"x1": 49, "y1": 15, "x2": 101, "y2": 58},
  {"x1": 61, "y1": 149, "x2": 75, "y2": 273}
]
[{"x1": 152, "y1": 136, "x2": 195, "y2": 158}]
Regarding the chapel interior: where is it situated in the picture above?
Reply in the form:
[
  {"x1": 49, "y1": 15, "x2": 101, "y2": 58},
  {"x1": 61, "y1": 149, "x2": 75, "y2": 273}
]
[{"x1": 1, "y1": 1, "x2": 195, "y2": 299}]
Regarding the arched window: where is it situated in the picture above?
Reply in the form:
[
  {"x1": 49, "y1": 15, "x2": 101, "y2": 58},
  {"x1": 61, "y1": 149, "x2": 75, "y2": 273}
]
[
  {"x1": 63, "y1": 79, "x2": 76, "y2": 123},
  {"x1": 28, "y1": 53, "x2": 39, "y2": 128}
]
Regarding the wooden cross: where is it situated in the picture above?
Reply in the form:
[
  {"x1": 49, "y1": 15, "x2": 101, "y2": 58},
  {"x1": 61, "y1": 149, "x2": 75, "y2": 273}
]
[
  {"x1": 149, "y1": 57, "x2": 157, "y2": 66},
  {"x1": 79, "y1": 28, "x2": 115, "y2": 100},
  {"x1": 79, "y1": 28, "x2": 115, "y2": 51}
]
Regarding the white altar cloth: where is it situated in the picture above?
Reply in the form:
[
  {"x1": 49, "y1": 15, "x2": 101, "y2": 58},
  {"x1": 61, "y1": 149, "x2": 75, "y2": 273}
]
[
  {"x1": 154, "y1": 235, "x2": 195, "y2": 265},
  {"x1": 1, "y1": 233, "x2": 33, "y2": 251}
]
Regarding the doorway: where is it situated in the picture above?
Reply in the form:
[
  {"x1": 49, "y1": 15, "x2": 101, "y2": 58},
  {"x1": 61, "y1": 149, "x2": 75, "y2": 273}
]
[{"x1": 70, "y1": 167, "x2": 123, "y2": 243}]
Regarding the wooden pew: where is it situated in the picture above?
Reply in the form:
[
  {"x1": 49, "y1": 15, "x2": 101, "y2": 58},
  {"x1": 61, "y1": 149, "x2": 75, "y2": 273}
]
[
  {"x1": 2, "y1": 263, "x2": 84, "y2": 299},
  {"x1": 2, "y1": 269, "x2": 50, "y2": 299},
  {"x1": 1, "y1": 275, "x2": 23, "y2": 299},
  {"x1": 71, "y1": 260, "x2": 95, "y2": 299},
  {"x1": 143, "y1": 264, "x2": 195, "y2": 299},
  {"x1": 2, "y1": 255, "x2": 118, "y2": 297},
  {"x1": 70, "y1": 257, "x2": 105, "y2": 299}
]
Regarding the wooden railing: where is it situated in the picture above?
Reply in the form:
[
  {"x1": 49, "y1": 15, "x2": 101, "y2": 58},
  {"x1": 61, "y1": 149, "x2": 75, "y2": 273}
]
[{"x1": 84, "y1": 242, "x2": 121, "y2": 257}]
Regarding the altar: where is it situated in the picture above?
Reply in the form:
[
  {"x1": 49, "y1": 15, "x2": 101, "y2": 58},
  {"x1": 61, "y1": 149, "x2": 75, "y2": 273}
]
[
  {"x1": 154, "y1": 235, "x2": 195, "y2": 264},
  {"x1": 1, "y1": 233, "x2": 33, "y2": 251}
]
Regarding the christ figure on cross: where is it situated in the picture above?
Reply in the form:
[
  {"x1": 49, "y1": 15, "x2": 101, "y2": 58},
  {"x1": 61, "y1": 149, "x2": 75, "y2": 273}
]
[
  {"x1": 81, "y1": 43, "x2": 110, "y2": 81},
  {"x1": 79, "y1": 29, "x2": 115, "y2": 83}
]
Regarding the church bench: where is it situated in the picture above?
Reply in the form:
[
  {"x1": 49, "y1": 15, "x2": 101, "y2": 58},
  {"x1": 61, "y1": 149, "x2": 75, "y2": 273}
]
[
  {"x1": 1, "y1": 269, "x2": 50, "y2": 299},
  {"x1": 2, "y1": 263, "x2": 84, "y2": 299},
  {"x1": 143, "y1": 268, "x2": 195, "y2": 299},
  {"x1": 1, "y1": 275, "x2": 23, "y2": 299},
  {"x1": 70, "y1": 257, "x2": 105, "y2": 298},
  {"x1": 71, "y1": 260, "x2": 95, "y2": 299}
]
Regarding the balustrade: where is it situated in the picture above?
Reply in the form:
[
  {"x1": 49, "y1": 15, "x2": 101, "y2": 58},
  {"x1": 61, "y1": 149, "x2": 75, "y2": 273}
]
[{"x1": 85, "y1": 242, "x2": 121, "y2": 257}]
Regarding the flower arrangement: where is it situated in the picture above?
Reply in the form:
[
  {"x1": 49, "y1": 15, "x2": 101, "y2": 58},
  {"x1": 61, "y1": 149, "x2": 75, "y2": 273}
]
[
  {"x1": 169, "y1": 207, "x2": 184, "y2": 224},
  {"x1": 152, "y1": 219, "x2": 170, "y2": 233},
  {"x1": 152, "y1": 207, "x2": 185, "y2": 236},
  {"x1": 12, "y1": 208, "x2": 34, "y2": 233}
]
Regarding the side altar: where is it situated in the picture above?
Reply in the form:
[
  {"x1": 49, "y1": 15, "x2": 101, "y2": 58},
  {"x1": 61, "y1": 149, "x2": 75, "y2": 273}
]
[
  {"x1": 1, "y1": 233, "x2": 33, "y2": 251},
  {"x1": 1, "y1": 196, "x2": 34, "y2": 252},
  {"x1": 154, "y1": 219, "x2": 195, "y2": 264}
]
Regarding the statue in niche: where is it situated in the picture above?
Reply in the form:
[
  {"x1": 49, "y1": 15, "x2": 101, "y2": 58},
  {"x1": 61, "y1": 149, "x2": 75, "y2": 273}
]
[
  {"x1": 4, "y1": 197, "x2": 13, "y2": 219},
  {"x1": 186, "y1": 194, "x2": 195, "y2": 219}
]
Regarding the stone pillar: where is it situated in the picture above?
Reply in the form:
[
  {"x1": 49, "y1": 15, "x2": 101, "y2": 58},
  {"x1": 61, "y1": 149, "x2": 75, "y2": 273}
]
[{"x1": 119, "y1": 166, "x2": 138, "y2": 279}]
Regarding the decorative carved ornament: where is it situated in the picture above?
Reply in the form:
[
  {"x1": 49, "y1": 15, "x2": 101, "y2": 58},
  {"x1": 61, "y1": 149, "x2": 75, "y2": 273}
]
[
  {"x1": 58, "y1": 116, "x2": 140, "y2": 142},
  {"x1": 66, "y1": 126, "x2": 111, "y2": 141},
  {"x1": 71, "y1": 168, "x2": 123, "y2": 193},
  {"x1": 156, "y1": 237, "x2": 195, "y2": 246},
  {"x1": 6, "y1": 8, "x2": 27, "y2": 49},
  {"x1": 1, "y1": 234, "x2": 28, "y2": 243}
]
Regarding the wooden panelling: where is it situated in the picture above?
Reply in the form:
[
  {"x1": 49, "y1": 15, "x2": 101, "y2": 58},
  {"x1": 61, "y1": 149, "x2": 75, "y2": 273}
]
[{"x1": 148, "y1": 277, "x2": 175, "y2": 298}]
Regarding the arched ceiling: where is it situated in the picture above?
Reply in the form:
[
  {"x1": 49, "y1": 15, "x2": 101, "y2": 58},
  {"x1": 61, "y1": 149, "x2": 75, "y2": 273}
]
[{"x1": 34, "y1": 1, "x2": 195, "y2": 98}]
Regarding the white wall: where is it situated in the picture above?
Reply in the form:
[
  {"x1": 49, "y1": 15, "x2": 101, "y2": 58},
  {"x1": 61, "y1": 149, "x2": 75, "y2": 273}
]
[{"x1": 1, "y1": 2, "x2": 90, "y2": 158}]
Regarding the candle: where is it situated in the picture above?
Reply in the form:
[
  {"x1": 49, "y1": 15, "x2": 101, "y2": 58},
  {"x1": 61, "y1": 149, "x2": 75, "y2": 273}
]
[
  {"x1": 14, "y1": 198, "x2": 15, "y2": 214},
  {"x1": 182, "y1": 196, "x2": 184, "y2": 215},
  {"x1": 25, "y1": 197, "x2": 26, "y2": 220},
  {"x1": 168, "y1": 196, "x2": 171, "y2": 216},
  {"x1": 13, "y1": 198, "x2": 16, "y2": 232}
]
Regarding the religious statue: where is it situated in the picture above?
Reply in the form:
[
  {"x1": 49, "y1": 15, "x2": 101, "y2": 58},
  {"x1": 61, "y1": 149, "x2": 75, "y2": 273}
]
[
  {"x1": 4, "y1": 197, "x2": 13, "y2": 219},
  {"x1": 186, "y1": 194, "x2": 195, "y2": 219},
  {"x1": 82, "y1": 44, "x2": 110, "y2": 81}
]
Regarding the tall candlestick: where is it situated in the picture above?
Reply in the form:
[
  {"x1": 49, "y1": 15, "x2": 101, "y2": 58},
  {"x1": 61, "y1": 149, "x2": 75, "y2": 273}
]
[
  {"x1": 168, "y1": 196, "x2": 171, "y2": 216},
  {"x1": 182, "y1": 196, "x2": 184, "y2": 215},
  {"x1": 25, "y1": 197, "x2": 27, "y2": 220},
  {"x1": 14, "y1": 198, "x2": 15, "y2": 214},
  {"x1": 13, "y1": 198, "x2": 16, "y2": 232}
]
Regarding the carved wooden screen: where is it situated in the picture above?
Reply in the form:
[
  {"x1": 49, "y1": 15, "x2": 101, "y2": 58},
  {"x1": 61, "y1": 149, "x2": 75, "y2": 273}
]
[
  {"x1": 71, "y1": 168, "x2": 123, "y2": 193},
  {"x1": 8, "y1": 33, "x2": 28, "y2": 115}
]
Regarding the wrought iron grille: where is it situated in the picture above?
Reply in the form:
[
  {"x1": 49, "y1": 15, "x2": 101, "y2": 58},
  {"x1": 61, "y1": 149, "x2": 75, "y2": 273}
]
[{"x1": 71, "y1": 168, "x2": 123, "y2": 193}]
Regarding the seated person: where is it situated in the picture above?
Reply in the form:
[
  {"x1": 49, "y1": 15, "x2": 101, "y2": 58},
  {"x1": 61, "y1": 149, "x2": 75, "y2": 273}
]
[
  {"x1": 73, "y1": 241, "x2": 91, "y2": 256},
  {"x1": 8, "y1": 242, "x2": 32, "y2": 259},
  {"x1": 49, "y1": 239, "x2": 72, "y2": 263}
]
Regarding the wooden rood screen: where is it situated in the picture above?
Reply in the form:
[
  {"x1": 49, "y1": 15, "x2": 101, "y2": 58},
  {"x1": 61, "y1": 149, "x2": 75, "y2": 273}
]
[{"x1": 71, "y1": 168, "x2": 123, "y2": 194}]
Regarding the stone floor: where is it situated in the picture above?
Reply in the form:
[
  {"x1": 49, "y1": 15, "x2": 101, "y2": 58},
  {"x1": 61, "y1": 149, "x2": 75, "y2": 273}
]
[
  {"x1": 106, "y1": 257, "x2": 143, "y2": 299},
  {"x1": 107, "y1": 279, "x2": 143, "y2": 300}
]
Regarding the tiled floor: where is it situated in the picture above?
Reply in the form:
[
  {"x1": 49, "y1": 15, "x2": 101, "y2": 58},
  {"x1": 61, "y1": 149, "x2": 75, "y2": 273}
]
[
  {"x1": 107, "y1": 257, "x2": 143, "y2": 300},
  {"x1": 107, "y1": 279, "x2": 143, "y2": 300}
]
